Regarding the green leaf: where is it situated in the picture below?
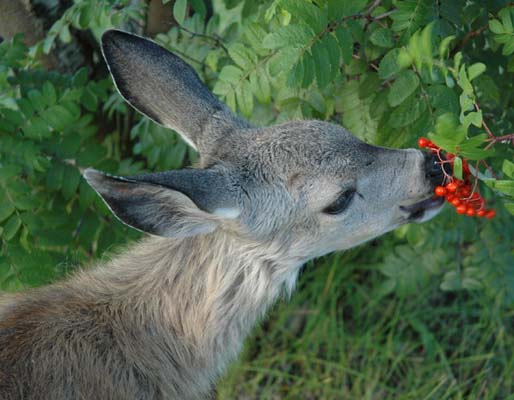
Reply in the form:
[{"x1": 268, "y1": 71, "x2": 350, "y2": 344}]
[
  {"x1": 378, "y1": 48, "x2": 405, "y2": 79},
  {"x1": 42, "y1": 82, "x2": 57, "y2": 105},
  {"x1": 427, "y1": 85, "x2": 459, "y2": 115},
  {"x1": 324, "y1": 34, "x2": 340, "y2": 80},
  {"x1": 453, "y1": 156, "x2": 463, "y2": 179},
  {"x1": 391, "y1": 0, "x2": 435, "y2": 34},
  {"x1": 235, "y1": 80, "x2": 253, "y2": 117},
  {"x1": 301, "y1": 54, "x2": 315, "y2": 88},
  {"x1": 489, "y1": 19, "x2": 504, "y2": 34},
  {"x1": 458, "y1": 65, "x2": 473, "y2": 95},
  {"x1": 335, "y1": 26, "x2": 353, "y2": 65},
  {"x1": 173, "y1": 0, "x2": 187, "y2": 25},
  {"x1": 387, "y1": 70, "x2": 420, "y2": 107},
  {"x1": 43, "y1": 32, "x2": 57, "y2": 54},
  {"x1": 23, "y1": 116, "x2": 51, "y2": 139},
  {"x1": 218, "y1": 65, "x2": 244, "y2": 82},
  {"x1": 461, "y1": 110, "x2": 482, "y2": 129},
  {"x1": 267, "y1": 47, "x2": 300, "y2": 76},
  {"x1": 288, "y1": 58, "x2": 305, "y2": 88},
  {"x1": 0, "y1": 203, "x2": 15, "y2": 223},
  {"x1": 388, "y1": 95, "x2": 426, "y2": 127},
  {"x1": 502, "y1": 160, "x2": 514, "y2": 178},
  {"x1": 28, "y1": 90, "x2": 45, "y2": 111},
  {"x1": 504, "y1": 203, "x2": 514, "y2": 216},
  {"x1": 263, "y1": 25, "x2": 315, "y2": 49},
  {"x1": 500, "y1": 8, "x2": 513, "y2": 32},
  {"x1": 327, "y1": 0, "x2": 367, "y2": 20},
  {"x1": 249, "y1": 70, "x2": 271, "y2": 104},
  {"x1": 46, "y1": 162, "x2": 64, "y2": 190},
  {"x1": 13, "y1": 195, "x2": 36, "y2": 211},
  {"x1": 41, "y1": 105, "x2": 76, "y2": 131},
  {"x1": 2, "y1": 108, "x2": 24, "y2": 126},
  {"x1": 462, "y1": 277, "x2": 483, "y2": 290},
  {"x1": 483, "y1": 179, "x2": 514, "y2": 196},
  {"x1": 79, "y1": 3, "x2": 94, "y2": 28},
  {"x1": 338, "y1": 81, "x2": 378, "y2": 142},
  {"x1": 189, "y1": 0, "x2": 206, "y2": 17},
  {"x1": 73, "y1": 68, "x2": 89, "y2": 87},
  {"x1": 0, "y1": 166, "x2": 22, "y2": 182},
  {"x1": 439, "y1": 35, "x2": 455, "y2": 58},
  {"x1": 407, "y1": 23, "x2": 435, "y2": 71},
  {"x1": 468, "y1": 63, "x2": 486, "y2": 81},
  {"x1": 59, "y1": 25, "x2": 71, "y2": 43},
  {"x1": 81, "y1": 88, "x2": 98, "y2": 112},
  {"x1": 433, "y1": 113, "x2": 467, "y2": 143},
  {"x1": 457, "y1": 134, "x2": 491, "y2": 160},
  {"x1": 280, "y1": 0, "x2": 327, "y2": 33},
  {"x1": 3, "y1": 215, "x2": 21, "y2": 241},
  {"x1": 440, "y1": 271, "x2": 462, "y2": 291},
  {"x1": 311, "y1": 41, "x2": 331, "y2": 88},
  {"x1": 62, "y1": 165, "x2": 81, "y2": 199},
  {"x1": 228, "y1": 43, "x2": 254, "y2": 70},
  {"x1": 369, "y1": 27, "x2": 394, "y2": 48}
]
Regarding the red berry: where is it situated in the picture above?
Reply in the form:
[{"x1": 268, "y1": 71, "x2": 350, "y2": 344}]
[
  {"x1": 434, "y1": 186, "x2": 446, "y2": 196},
  {"x1": 446, "y1": 182, "x2": 458, "y2": 193},
  {"x1": 451, "y1": 198, "x2": 461, "y2": 207},
  {"x1": 485, "y1": 210, "x2": 496, "y2": 219},
  {"x1": 456, "y1": 205, "x2": 467, "y2": 214},
  {"x1": 470, "y1": 192, "x2": 480, "y2": 201},
  {"x1": 460, "y1": 187, "x2": 471, "y2": 197},
  {"x1": 466, "y1": 208, "x2": 476, "y2": 217},
  {"x1": 477, "y1": 210, "x2": 487, "y2": 217},
  {"x1": 418, "y1": 137, "x2": 429, "y2": 148}
]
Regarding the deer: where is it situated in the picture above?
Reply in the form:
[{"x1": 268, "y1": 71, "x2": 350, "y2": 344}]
[{"x1": 0, "y1": 30, "x2": 445, "y2": 400}]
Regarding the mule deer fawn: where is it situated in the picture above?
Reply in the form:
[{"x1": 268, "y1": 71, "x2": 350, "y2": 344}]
[{"x1": 0, "y1": 30, "x2": 445, "y2": 399}]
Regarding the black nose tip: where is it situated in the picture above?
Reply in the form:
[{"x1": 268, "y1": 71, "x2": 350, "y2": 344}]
[{"x1": 424, "y1": 153, "x2": 446, "y2": 186}]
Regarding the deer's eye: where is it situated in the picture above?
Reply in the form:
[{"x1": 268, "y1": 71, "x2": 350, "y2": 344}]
[{"x1": 323, "y1": 189, "x2": 356, "y2": 215}]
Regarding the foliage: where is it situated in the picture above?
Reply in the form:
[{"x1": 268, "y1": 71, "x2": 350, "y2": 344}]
[
  {"x1": 219, "y1": 252, "x2": 514, "y2": 398},
  {"x1": 0, "y1": 0, "x2": 513, "y2": 396}
]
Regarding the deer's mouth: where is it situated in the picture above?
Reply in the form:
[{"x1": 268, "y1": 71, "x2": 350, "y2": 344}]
[{"x1": 399, "y1": 196, "x2": 445, "y2": 222}]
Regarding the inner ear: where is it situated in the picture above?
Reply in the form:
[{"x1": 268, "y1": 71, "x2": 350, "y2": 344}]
[{"x1": 84, "y1": 169, "x2": 239, "y2": 238}]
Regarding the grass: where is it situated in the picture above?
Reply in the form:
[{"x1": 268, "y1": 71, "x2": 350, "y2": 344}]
[{"x1": 217, "y1": 245, "x2": 514, "y2": 399}]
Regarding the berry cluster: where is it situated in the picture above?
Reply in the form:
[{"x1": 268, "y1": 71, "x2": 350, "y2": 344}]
[{"x1": 418, "y1": 137, "x2": 495, "y2": 219}]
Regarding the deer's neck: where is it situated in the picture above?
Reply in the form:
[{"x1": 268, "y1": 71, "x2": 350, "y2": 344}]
[{"x1": 86, "y1": 231, "x2": 302, "y2": 388}]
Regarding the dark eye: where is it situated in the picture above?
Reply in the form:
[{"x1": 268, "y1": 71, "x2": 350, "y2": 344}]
[{"x1": 323, "y1": 189, "x2": 356, "y2": 215}]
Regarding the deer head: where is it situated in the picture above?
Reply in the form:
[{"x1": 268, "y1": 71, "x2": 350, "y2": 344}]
[{"x1": 86, "y1": 30, "x2": 444, "y2": 263}]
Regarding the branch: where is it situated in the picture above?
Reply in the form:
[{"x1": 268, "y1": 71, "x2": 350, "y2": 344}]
[
  {"x1": 177, "y1": 25, "x2": 228, "y2": 54},
  {"x1": 365, "y1": 0, "x2": 383, "y2": 17},
  {"x1": 485, "y1": 133, "x2": 514, "y2": 150},
  {"x1": 451, "y1": 25, "x2": 488, "y2": 56}
]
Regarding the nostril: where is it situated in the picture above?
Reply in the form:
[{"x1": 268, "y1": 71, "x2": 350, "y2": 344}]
[
  {"x1": 425, "y1": 154, "x2": 440, "y2": 174},
  {"x1": 424, "y1": 154, "x2": 444, "y2": 186}
]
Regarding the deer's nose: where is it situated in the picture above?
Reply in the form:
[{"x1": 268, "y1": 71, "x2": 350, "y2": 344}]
[{"x1": 424, "y1": 153, "x2": 446, "y2": 186}]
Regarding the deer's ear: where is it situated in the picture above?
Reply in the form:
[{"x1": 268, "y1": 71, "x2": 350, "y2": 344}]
[
  {"x1": 84, "y1": 169, "x2": 240, "y2": 238},
  {"x1": 101, "y1": 29, "x2": 247, "y2": 151}
]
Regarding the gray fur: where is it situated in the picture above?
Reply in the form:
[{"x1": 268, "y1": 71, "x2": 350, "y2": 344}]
[
  {"x1": 101, "y1": 30, "x2": 249, "y2": 151},
  {"x1": 0, "y1": 30, "x2": 443, "y2": 399}
]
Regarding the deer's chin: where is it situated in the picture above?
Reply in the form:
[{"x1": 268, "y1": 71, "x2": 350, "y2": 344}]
[{"x1": 399, "y1": 196, "x2": 445, "y2": 223}]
